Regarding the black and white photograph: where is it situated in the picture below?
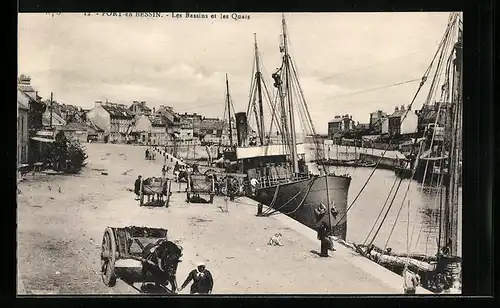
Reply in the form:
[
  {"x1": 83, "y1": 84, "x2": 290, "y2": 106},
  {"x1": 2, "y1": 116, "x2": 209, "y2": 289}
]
[{"x1": 17, "y1": 12, "x2": 463, "y2": 295}]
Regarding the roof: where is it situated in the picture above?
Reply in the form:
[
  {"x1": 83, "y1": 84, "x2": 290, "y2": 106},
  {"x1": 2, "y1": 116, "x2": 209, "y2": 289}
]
[
  {"x1": 149, "y1": 115, "x2": 168, "y2": 127},
  {"x1": 102, "y1": 103, "x2": 135, "y2": 118},
  {"x1": 42, "y1": 110, "x2": 66, "y2": 126},
  {"x1": 17, "y1": 89, "x2": 30, "y2": 110},
  {"x1": 129, "y1": 101, "x2": 151, "y2": 112},
  {"x1": 329, "y1": 118, "x2": 342, "y2": 123},
  {"x1": 86, "y1": 120, "x2": 105, "y2": 132},
  {"x1": 389, "y1": 110, "x2": 407, "y2": 118},
  {"x1": 60, "y1": 122, "x2": 96, "y2": 133},
  {"x1": 59, "y1": 104, "x2": 80, "y2": 113},
  {"x1": 198, "y1": 119, "x2": 224, "y2": 131}
]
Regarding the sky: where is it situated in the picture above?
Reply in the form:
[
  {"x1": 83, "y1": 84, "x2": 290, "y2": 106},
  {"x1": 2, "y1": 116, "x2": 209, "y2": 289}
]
[{"x1": 18, "y1": 12, "x2": 454, "y2": 134}]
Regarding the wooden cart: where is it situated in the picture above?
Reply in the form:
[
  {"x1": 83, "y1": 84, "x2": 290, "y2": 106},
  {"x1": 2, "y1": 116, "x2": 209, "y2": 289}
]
[
  {"x1": 186, "y1": 173, "x2": 215, "y2": 203},
  {"x1": 139, "y1": 177, "x2": 172, "y2": 207},
  {"x1": 100, "y1": 226, "x2": 183, "y2": 294}
]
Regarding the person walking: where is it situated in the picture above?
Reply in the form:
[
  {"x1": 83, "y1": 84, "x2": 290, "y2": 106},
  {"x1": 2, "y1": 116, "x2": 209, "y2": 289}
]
[
  {"x1": 134, "y1": 175, "x2": 142, "y2": 200},
  {"x1": 179, "y1": 262, "x2": 213, "y2": 294},
  {"x1": 317, "y1": 221, "x2": 330, "y2": 257},
  {"x1": 162, "y1": 165, "x2": 166, "y2": 178}
]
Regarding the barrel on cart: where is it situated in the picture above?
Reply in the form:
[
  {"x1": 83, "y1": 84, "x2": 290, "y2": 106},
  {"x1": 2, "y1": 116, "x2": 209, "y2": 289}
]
[
  {"x1": 139, "y1": 177, "x2": 172, "y2": 207},
  {"x1": 100, "y1": 226, "x2": 183, "y2": 294},
  {"x1": 186, "y1": 173, "x2": 215, "y2": 203}
]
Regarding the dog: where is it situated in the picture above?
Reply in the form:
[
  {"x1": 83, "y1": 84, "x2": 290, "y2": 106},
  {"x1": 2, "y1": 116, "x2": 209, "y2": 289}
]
[{"x1": 268, "y1": 233, "x2": 283, "y2": 246}]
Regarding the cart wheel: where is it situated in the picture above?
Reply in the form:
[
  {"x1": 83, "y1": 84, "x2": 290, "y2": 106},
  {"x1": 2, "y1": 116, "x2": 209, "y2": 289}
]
[{"x1": 101, "y1": 227, "x2": 117, "y2": 287}]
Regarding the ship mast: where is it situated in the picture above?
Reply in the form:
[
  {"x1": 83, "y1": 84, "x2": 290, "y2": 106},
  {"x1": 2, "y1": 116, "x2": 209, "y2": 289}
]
[
  {"x1": 254, "y1": 34, "x2": 266, "y2": 145},
  {"x1": 225, "y1": 73, "x2": 234, "y2": 148},
  {"x1": 282, "y1": 14, "x2": 299, "y2": 175},
  {"x1": 443, "y1": 14, "x2": 462, "y2": 257}
]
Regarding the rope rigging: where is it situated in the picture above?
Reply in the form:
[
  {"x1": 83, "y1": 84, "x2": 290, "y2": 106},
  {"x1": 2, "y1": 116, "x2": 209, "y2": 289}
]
[
  {"x1": 333, "y1": 12, "x2": 460, "y2": 230},
  {"x1": 361, "y1": 13, "x2": 460, "y2": 259}
]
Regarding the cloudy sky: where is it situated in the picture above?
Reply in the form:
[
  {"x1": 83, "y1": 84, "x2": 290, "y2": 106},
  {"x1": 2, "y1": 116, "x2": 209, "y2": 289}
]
[{"x1": 18, "y1": 12, "x2": 452, "y2": 134}]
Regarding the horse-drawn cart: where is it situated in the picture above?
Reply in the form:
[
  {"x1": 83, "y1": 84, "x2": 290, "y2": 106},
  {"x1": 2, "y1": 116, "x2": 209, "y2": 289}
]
[
  {"x1": 186, "y1": 173, "x2": 215, "y2": 203},
  {"x1": 100, "y1": 226, "x2": 183, "y2": 294},
  {"x1": 139, "y1": 177, "x2": 172, "y2": 207}
]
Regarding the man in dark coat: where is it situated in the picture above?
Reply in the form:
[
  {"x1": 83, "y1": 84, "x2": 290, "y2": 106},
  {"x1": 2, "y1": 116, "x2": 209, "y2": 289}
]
[
  {"x1": 134, "y1": 175, "x2": 142, "y2": 200},
  {"x1": 179, "y1": 262, "x2": 213, "y2": 294},
  {"x1": 317, "y1": 221, "x2": 330, "y2": 257}
]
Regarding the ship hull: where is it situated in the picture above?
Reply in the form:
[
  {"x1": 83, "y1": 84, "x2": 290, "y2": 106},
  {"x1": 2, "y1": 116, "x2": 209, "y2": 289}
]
[{"x1": 251, "y1": 174, "x2": 351, "y2": 240}]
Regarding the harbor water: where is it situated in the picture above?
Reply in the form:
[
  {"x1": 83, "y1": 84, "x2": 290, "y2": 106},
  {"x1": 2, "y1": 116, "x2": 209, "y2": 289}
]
[{"x1": 323, "y1": 165, "x2": 462, "y2": 257}]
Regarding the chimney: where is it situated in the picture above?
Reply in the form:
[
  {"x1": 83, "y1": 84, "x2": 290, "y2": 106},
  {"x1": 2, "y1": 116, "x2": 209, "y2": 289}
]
[
  {"x1": 95, "y1": 101, "x2": 103, "y2": 107},
  {"x1": 401, "y1": 105, "x2": 405, "y2": 110},
  {"x1": 395, "y1": 106, "x2": 399, "y2": 111},
  {"x1": 153, "y1": 107, "x2": 156, "y2": 113},
  {"x1": 350, "y1": 115, "x2": 352, "y2": 120},
  {"x1": 141, "y1": 101, "x2": 146, "y2": 106}
]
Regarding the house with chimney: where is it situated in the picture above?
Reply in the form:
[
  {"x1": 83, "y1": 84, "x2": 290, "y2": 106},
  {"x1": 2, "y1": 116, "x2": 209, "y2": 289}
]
[
  {"x1": 369, "y1": 110, "x2": 389, "y2": 134},
  {"x1": 198, "y1": 117, "x2": 225, "y2": 145},
  {"x1": 174, "y1": 112, "x2": 203, "y2": 143},
  {"x1": 327, "y1": 114, "x2": 355, "y2": 139},
  {"x1": 86, "y1": 101, "x2": 136, "y2": 143},
  {"x1": 387, "y1": 105, "x2": 418, "y2": 136},
  {"x1": 129, "y1": 101, "x2": 152, "y2": 116}
]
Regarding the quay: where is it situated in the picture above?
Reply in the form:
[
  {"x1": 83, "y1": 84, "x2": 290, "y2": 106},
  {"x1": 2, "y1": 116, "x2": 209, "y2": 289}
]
[{"x1": 17, "y1": 143, "x2": 430, "y2": 294}]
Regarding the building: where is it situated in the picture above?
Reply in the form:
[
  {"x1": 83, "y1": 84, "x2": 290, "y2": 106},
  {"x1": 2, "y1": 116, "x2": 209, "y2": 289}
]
[
  {"x1": 18, "y1": 75, "x2": 47, "y2": 164},
  {"x1": 85, "y1": 120, "x2": 105, "y2": 142},
  {"x1": 198, "y1": 118, "x2": 224, "y2": 145},
  {"x1": 17, "y1": 89, "x2": 30, "y2": 166},
  {"x1": 86, "y1": 101, "x2": 136, "y2": 143},
  {"x1": 178, "y1": 112, "x2": 203, "y2": 137},
  {"x1": 134, "y1": 114, "x2": 168, "y2": 145},
  {"x1": 327, "y1": 114, "x2": 355, "y2": 139},
  {"x1": 416, "y1": 101, "x2": 450, "y2": 132},
  {"x1": 42, "y1": 104, "x2": 67, "y2": 128},
  {"x1": 58, "y1": 122, "x2": 92, "y2": 143},
  {"x1": 369, "y1": 110, "x2": 387, "y2": 132},
  {"x1": 129, "y1": 101, "x2": 152, "y2": 116},
  {"x1": 387, "y1": 105, "x2": 419, "y2": 135}
]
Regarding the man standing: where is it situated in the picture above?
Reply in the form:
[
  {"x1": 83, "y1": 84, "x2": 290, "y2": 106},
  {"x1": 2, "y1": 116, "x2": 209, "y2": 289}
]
[
  {"x1": 403, "y1": 267, "x2": 420, "y2": 294},
  {"x1": 317, "y1": 221, "x2": 330, "y2": 257},
  {"x1": 179, "y1": 262, "x2": 213, "y2": 294},
  {"x1": 134, "y1": 175, "x2": 142, "y2": 200}
]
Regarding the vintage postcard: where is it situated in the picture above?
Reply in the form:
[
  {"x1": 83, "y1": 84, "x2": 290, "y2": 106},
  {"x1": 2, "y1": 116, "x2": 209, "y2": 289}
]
[{"x1": 17, "y1": 12, "x2": 462, "y2": 295}]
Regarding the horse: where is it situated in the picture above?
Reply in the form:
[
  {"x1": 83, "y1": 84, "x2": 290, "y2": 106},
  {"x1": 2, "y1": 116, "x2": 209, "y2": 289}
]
[{"x1": 141, "y1": 239, "x2": 183, "y2": 293}]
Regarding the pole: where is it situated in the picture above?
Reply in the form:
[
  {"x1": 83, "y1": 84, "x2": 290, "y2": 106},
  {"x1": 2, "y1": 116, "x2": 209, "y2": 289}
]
[
  {"x1": 226, "y1": 74, "x2": 234, "y2": 148},
  {"x1": 254, "y1": 34, "x2": 265, "y2": 145},
  {"x1": 282, "y1": 16, "x2": 299, "y2": 175},
  {"x1": 50, "y1": 92, "x2": 53, "y2": 129}
]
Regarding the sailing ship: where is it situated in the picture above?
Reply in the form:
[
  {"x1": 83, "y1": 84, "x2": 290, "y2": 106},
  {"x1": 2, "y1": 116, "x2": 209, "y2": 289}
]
[
  {"x1": 232, "y1": 15, "x2": 352, "y2": 240},
  {"x1": 354, "y1": 12, "x2": 463, "y2": 293}
]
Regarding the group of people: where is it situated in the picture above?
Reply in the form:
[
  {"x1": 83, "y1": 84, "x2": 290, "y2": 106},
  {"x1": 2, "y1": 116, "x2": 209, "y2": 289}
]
[{"x1": 145, "y1": 148, "x2": 157, "y2": 160}]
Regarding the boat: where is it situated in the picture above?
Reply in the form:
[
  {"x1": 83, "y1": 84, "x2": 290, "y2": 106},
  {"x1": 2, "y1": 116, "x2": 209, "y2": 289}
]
[
  {"x1": 353, "y1": 12, "x2": 463, "y2": 293},
  {"x1": 235, "y1": 15, "x2": 351, "y2": 240}
]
